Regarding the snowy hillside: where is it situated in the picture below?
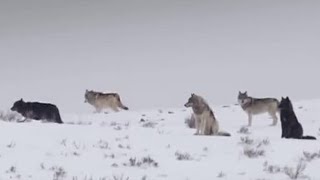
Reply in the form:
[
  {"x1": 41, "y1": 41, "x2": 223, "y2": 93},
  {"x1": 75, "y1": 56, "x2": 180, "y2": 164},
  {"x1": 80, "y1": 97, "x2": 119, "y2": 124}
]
[{"x1": 0, "y1": 99, "x2": 319, "y2": 180}]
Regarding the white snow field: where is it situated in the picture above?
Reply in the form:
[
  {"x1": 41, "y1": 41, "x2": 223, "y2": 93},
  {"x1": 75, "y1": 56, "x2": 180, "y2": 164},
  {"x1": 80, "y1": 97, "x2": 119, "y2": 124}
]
[{"x1": 0, "y1": 99, "x2": 319, "y2": 180}]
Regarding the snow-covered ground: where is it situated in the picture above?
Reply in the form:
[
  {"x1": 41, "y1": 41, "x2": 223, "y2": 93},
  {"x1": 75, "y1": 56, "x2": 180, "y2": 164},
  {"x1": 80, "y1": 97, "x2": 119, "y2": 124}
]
[{"x1": 0, "y1": 99, "x2": 319, "y2": 180}]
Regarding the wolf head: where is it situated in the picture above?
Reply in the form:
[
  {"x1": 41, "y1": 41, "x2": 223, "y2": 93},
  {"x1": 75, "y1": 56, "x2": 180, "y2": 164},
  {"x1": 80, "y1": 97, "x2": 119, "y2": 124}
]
[
  {"x1": 184, "y1": 93, "x2": 204, "y2": 108},
  {"x1": 11, "y1": 98, "x2": 25, "y2": 112},
  {"x1": 238, "y1": 91, "x2": 249, "y2": 104},
  {"x1": 84, "y1": 90, "x2": 96, "y2": 103},
  {"x1": 279, "y1": 97, "x2": 294, "y2": 111}
]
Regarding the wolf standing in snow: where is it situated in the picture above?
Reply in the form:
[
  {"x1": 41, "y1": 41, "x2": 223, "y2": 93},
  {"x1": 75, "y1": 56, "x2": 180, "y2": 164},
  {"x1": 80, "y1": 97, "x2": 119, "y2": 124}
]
[
  {"x1": 184, "y1": 94, "x2": 230, "y2": 136},
  {"x1": 84, "y1": 90, "x2": 129, "y2": 113},
  {"x1": 10, "y1": 99, "x2": 63, "y2": 124},
  {"x1": 238, "y1": 91, "x2": 279, "y2": 126},
  {"x1": 278, "y1": 97, "x2": 316, "y2": 140}
]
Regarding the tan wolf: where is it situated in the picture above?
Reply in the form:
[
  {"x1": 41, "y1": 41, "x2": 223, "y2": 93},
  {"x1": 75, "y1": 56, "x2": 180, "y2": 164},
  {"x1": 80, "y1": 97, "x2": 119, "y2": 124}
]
[
  {"x1": 84, "y1": 90, "x2": 129, "y2": 113},
  {"x1": 184, "y1": 94, "x2": 231, "y2": 136},
  {"x1": 238, "y1": 91, "x2": 279, "y2": 126}
]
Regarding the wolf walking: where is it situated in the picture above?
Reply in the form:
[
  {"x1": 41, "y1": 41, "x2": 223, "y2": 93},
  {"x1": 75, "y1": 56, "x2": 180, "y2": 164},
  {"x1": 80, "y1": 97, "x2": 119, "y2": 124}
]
[
  {"x1": 84, "y1": 90, "x2": 129, "y2": 113},
  {"x1": 279, "y1": 97, "x2": 316, "y2": 140},
  {"x1": 238, "y1": 91, "x2": 279, "y2": 126},
  {"x1": 11, "y1": 98, "x2": 63, "y2": 124},
  {"x1": 184, "y1": 94, "x2": 230, "y2": 136}
]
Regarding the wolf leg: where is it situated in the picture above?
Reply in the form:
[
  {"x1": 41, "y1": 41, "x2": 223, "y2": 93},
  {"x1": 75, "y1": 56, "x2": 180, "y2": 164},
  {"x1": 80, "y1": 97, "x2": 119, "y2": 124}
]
[
  {"x1": 269, "y1": 112, "x2": 278, "y2": 126},
  {"x1": 247, "y1": 113, "x2": 252, "y2": 126},
  {"x1": 194, "y1": 118, "x2": 200, "y2": 135},
  {"x1": 200, "y1": 119, "x2": 206, "y2": 135},
  {"x1": 94, "y1": 107, "x2": 102, "y2": 113}
]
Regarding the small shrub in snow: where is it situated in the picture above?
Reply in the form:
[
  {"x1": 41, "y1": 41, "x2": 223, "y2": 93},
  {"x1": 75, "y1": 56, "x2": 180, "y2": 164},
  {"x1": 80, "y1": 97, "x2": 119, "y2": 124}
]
[
  {"x1": 51, "y1": 166, "x2": 67, "y2": 180},
  {"x1": 203, "y1": 147, "x2": 209, "y2": 152},
  {"x1": 40, "y1": 163, "x2": 46, "y2": 170},
  {"x1": 302, "y1": 150, "x2": 320, "y2": 162},
  {"x1": 284, "y1": 159, "x2": 308, "y2": 180},
  {"x1": 112, "y1": 175, "x2": 129, "y2": 180},
  {"x1": 240, "y1": 136, "x2": 254, "y2": 145},
  {"x1": 111, "y1": 163, "x2": 118, "y2": 168},
  {"x1": 104, "y1": 153, "x2": 115, "y2": 159},
  {"x1": 6, "y1": 166, "x2": 17, "y2": 174},
  {"x1": 124, "y1": 122, "x2": 130, "y2": 128},
  {"x1": 263, "y1": 161, "x2": 282, "y2": 174},
  {"x1": 110, "y1": 121, "x2": 118, "y2": 126},
  {"x1": 175, "y1": 151, "x2": 193, "y2": 161},
  {"x1": 118, "y1": 144, "x2": 131, "y2": 150},
  {"x1": 67, "y1": 121, "x2": 92, "y2": 126},
  {"x1": 243, "y1": 148, "x2": 265, "y2": 158},
  {"x1": 72, "y1": 176, "x2": 108, "y2": 180},
  {"x1": 96, "y1": 140, "x2": 109, "y2": 149},
  {"x1": 263, "y1": 159, "x2": 309, "y2": 180},
  {"x1": 257, "y1": 139, "x2": 270, "y2": 148},
  {"x1": 217, "y1": 172, "x2": 226, "y2": 178},
  {"x1": 72, "y1": 141, "x2": 86, "y2": 150},
  {"x1": 238, "y1": 126, "x2": 250, "y2": 135},
  {"x1": 60, "y1": 139, "x2": 67, "y2": 147},
  {"x1": 124, "y1": 157, "x2": 158, "y2": 168},
  {"x1": 142, "y1": 121, "x2": 157, "y2": 128},
  {"x1": 114, "y1": 126, "x2": 122, "y2": 131},
  {"x1": 6, "y1": 141, "x2": 16, "y2": 148}
]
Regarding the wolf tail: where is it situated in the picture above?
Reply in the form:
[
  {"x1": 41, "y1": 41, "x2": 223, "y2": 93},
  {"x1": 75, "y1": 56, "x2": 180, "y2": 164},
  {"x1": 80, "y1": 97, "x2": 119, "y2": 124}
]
[
  {"x1": 217, "y1": 131, "x2": 231, "y2": 137},
  {"x1": 54, "y1": 107, "x2": 64, "y2": 124},
  {"x1": 55, "y1": 113, "x2": 64, "y2": 124},
  {"x1": 301, "y1": 136, "x2": 317, "y2": 140},
  {"x1": 116, "y1": 94, "x2": 129, "y2": 110}
]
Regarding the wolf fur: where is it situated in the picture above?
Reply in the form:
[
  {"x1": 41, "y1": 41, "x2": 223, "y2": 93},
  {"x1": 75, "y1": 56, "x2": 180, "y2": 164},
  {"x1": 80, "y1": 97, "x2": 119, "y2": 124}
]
[
  {"x1": 10, "y1": 98, "x2": 63, "y2": 124},
  {"x1": 184, "y1": 94, "x2": 231, "y2": 136},
  {"x1": 238, "y1": 91, "x2": 279, "y2": 126},
  {"x1": 279, "y1": 97, "x2": 316, "y2": 140},
  {"x1": 84, "y1": 90, "x2": 129, "y2": 113}
]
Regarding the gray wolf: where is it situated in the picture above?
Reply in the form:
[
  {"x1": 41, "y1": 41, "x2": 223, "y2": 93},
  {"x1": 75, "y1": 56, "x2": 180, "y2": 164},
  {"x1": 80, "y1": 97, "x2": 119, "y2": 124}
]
[
  {"x1": 238, "y1": 91, "x2": 279, "y2": 126},
  {"x1": 10, "y1": 98, "x2": 63, "y2": 124},
  {"x1": 279, "y1": 97, "x2": 316, "y2": 140},
  {"x1": 184, "y1": 93, "x2": 231, "y2": 136},
  {"x1": 84, "y1": 90, "x2": 129, "y2": 113}
]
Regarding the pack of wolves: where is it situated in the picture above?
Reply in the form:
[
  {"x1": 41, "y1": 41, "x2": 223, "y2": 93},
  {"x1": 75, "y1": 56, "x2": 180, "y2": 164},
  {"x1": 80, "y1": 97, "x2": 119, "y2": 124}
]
[{"x1": 8, "y1": 90, "x2": 317, "y2": 140}]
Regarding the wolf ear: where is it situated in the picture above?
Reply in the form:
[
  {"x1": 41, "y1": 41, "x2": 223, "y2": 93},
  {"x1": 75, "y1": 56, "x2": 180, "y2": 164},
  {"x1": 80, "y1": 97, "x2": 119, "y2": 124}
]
[
  {"x1": 191, "y1": 93, "x2": 195, "y2": 96},
  {"x1": 20, "y1": 98, "x2": 23, "y2": 102},
  {"x1": 244, "y1": 91, "x2": 247, "y2": 94},
  {"x1": 286, "y1": 96, "x2": 289, "y2": 100}
]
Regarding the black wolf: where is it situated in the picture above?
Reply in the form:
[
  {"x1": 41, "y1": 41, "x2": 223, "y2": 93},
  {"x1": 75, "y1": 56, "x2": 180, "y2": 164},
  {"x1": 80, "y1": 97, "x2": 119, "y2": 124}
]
[
  {"x1": 11, "y1": 99, "x2": 63, "y2": 124},
  {"x1": 278, "y1": 97, "x2": 315, "y2": 140}
]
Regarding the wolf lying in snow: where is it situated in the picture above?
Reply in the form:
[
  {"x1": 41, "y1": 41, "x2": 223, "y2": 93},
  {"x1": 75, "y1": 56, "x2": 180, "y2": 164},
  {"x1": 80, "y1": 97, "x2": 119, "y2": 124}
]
[
  {"x1": 11, "y1": 99, "x2": 63, "y2": 124},
  {"x1": 238, "y1": 91, "x2": 279, "y2": 126},
  {"x1": 279, "y1": 97, "x2": 316, "y2": 140},
  {"x1": 184, "y1": 94, "x2": 230, "y2": 136},
  {"x1": 84, "y1": 90, "x2": 129, "y2": 113}
]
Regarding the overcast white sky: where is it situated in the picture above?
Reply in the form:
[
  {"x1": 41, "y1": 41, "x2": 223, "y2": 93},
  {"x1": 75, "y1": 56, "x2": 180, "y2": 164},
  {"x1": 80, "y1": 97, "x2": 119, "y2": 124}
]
[{"x1": 0, "y1": 0, "x2": 319, "y2": 113}]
